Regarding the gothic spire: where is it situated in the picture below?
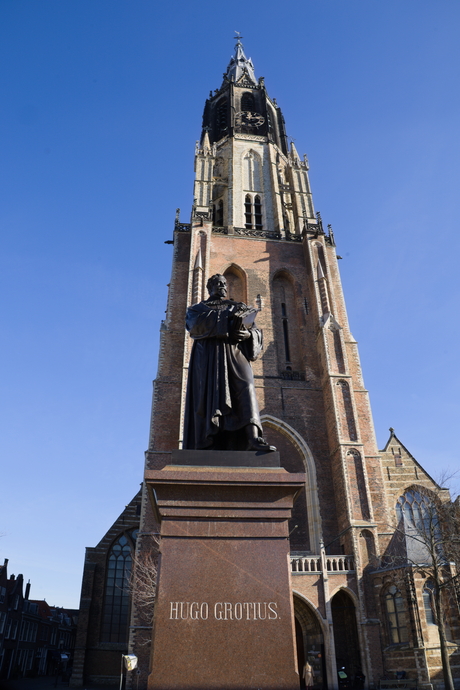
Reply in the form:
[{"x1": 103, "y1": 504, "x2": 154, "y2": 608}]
[{"x1": 225, "y1": 37, "x2": 257, "y2": 84}]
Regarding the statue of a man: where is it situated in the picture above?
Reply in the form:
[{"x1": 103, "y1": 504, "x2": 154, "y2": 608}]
[{"x1": 183, "y1": 274, "x2": 275, "y2": 452}]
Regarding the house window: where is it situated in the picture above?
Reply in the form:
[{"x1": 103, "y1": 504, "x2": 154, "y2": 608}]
[
  {"x1": 11, "y1": 619, "x2": 18, "y2": 640},
  {"x1": 101, "y1": 533, "x2": 133, "y2": 643},
  {"x1": 384, "y1": 585, "x2": 409, "y2": 644}
]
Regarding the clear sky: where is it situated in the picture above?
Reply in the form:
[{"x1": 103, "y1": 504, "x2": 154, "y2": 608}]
[{"x1": 1, "y1": 1, "x2": 459, "y2": 608}]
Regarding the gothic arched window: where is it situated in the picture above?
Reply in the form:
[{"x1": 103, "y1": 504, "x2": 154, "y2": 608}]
[
  {"x1": 281, "y1": 302, "x2": 291, "y2": 364},
  {"x1": 223, "y1": 264, "x2": 246, "y2": 303},
  {"x1": 360, "y1": 529, "x2": 376, "y2": 566},
  {"x1": 337, "y1": 380, "x2": 357, "y2": 441},
  {"x1": 272, "y1": 271, "x2": 303, "y2": 373},
  {"x1": 384, "y1": 585, "x2": 409, "y2": 644},
  {"x1": 241, "y1": 92, "x2": 255, "y2": 112},
  {"x1": 213, "y1": 199, "x2": 223, "y2": 226},
  {"x1": 396, "y1": 490, "x2": 440, "y2": 538},
  {"x1": 244, "y1": 194, "x2": 263, "y2": 230},
  {"x1": 243, "y1": 151, "x2": 262, "y2": 191},
  {"x1": 244, "y1": 194, "x2": 253, "y2": 229},
  {"x1": 254, "y1": 195, "x2": 262, "y2": 229},
  {"x1": 215, "y1": 100, "x2": 227, "y2": 138},
  {"x1": 101, "y1": 531, "x2": 137, "y2": 642},
  {"x1": 423, "y1": 581, "x2": 436, "y2": 625}
]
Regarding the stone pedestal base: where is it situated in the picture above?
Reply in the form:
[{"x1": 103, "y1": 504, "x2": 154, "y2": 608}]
[{"x1": 145, "y1": 450, "x2": 305, "y2": 690}]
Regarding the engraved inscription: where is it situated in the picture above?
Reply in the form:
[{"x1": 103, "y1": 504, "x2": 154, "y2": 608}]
[{"x1": 169, "y1": 601, "x2": 278, "y2": 621}]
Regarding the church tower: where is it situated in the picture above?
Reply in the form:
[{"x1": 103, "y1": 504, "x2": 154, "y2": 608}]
[
  {"x1": 114, "y1": 39, "x2": 460, "y2": 690},
  {"x1": 131, "y1": 38, "x2": 389, "y2": 688}
]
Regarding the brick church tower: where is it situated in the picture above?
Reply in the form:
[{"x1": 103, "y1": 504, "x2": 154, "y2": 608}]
[
  {"x1": 71, "y1": 38, "x2": 460, "y2": 690},
  {"x1": 132, "y1": 37, "x2": 390, "y2": 687}
]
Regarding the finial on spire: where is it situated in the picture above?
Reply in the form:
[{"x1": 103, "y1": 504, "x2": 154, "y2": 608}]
[{"x1": 234, "y1": 31, "x2": 243, "y2": 43}]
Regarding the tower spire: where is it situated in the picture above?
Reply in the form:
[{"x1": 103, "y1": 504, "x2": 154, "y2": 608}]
[{"x1": 225, "y1": 34, "x2": 257, "y2": 84}]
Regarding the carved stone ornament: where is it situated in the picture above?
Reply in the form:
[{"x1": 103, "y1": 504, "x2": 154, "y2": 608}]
[{"x1": 234, "y1": 134, "x2": 267, "y2": 142}]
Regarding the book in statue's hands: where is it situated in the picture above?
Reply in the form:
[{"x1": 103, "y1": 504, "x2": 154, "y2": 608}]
[{"x1": 232, "y1": 307, "x2": 258, "y2": 328}]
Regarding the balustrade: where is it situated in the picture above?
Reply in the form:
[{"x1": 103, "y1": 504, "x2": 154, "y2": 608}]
[{"x1": 290, "y1": 554, "x2": 354, "y2": 573}]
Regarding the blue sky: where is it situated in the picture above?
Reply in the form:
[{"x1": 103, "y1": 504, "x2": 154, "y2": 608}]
[{"x1": 1, "y1": 1, "x2": 459, "y2": 608}]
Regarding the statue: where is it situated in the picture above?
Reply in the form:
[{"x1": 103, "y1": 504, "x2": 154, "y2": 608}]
[{"x1": 183, "y1": 274, "x2": 275, "y2": 452}]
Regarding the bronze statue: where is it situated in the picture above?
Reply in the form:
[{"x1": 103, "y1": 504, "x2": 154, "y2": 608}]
[{"x1": 183, "y1": 274, "x2": 275, "y2": 452}]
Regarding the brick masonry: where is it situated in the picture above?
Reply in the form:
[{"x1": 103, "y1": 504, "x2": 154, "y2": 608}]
[{"x1": 71, "y1": 47, "x2": 460, "y2": 690}]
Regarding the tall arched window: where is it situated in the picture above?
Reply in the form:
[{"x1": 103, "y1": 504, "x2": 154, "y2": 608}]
[
  {"x1": 337, "y1": 380, "x2": 357, "y2": 441},
  {"x1": 243, "y1": 152, "x2": 262, "y2": 191},
  {"x1": 423, "y1": 581, "x2": 436, "y2": 625},
  {"x1": 244, "y1": 195, "x2": 253, "y2": 229},
  {"x1": 213, "y1": 199, "x2": 223, "y2": 226},
  {"x1": 272, "y1": 272, "x2": 303, "y2": 373},
  {"x1": 215, "y1": 100, "x2": 227, "y2": 138},
  {"x1": 254, "y1": 195, "x2": 262, "y2": 229},
  {"x1": 101, "y1": 531, "x2": 137, "y2": 642},
  {"x1": 360, "y1": 529, "x2": 376, "y2": 566},
  {"x1": 281, "y1": 302, "x2": 291, "y2": 364},
  {"x1": 241, "y1": 92, "x2": 255, "y2": 112},
  {"x1": 244, "y1": 194, "x2": 263, "y2": 230},
  {"x1": 223, "y1": 265, "x2": 247, "y2": 303},
  {"x1": 396, "y1": 489, "x2": 439, "y2": 538},
  {"x1": 384, "y1": 585, "x2": 409, "y2": 644}
]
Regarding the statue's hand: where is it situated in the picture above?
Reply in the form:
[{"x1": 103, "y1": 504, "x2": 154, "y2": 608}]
[{"x1": 233, "y1": 328, "x2": 251, "y2": 342}]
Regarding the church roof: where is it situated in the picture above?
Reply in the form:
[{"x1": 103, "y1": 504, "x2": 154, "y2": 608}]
[{"x1": 225, "y1": 39, "x2": 257, "y2": 84}]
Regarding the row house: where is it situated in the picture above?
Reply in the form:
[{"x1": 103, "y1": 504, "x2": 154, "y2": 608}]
[{"x1": 0, "y1": 558, "x2": 78, "y2": 680}]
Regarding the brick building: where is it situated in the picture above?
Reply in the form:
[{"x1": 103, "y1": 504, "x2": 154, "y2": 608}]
[
  {"x1": 0, "y1": 559, "x2": 77, "y2": 680},
  {"x1": 70, "y1": 493, "x2": 141, "y2": 686},
  {"x1": 71, "y1": 40, "x2": 460, "y2": 689}
]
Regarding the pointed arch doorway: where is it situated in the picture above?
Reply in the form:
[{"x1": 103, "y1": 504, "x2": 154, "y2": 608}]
[
  {"x1": 294, "y1": 595, "x2": 326, "y2": 689},
  {"x1": 331, "y1": 590, "x2": 362, "y2": 679}
]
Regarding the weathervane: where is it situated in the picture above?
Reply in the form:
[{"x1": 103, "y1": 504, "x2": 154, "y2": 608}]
[{"x1": 234, "y1": 31, "x2": 243, "y2": 43}]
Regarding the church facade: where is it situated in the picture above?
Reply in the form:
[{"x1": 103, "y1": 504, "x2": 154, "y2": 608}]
[{"x1": 70, "y1": 41, "x2": 460, "y2": 689}]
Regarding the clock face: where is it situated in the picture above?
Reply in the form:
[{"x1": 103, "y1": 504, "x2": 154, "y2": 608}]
[{"x1": 236, "y1": 111, "x2": 265, "y2": 128}]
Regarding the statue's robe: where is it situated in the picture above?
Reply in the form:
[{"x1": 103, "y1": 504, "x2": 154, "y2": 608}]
[{"x1": 183, "y1": 298, "x2": 263, "y2": 450}]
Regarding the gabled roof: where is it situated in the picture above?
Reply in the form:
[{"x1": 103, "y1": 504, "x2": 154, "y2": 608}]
[
  {"x1": 381, "y1": 427, "x2": 441, "y2": 489},
  {"x1": 30, "y1": 599, "x2": 52, "y2": 621}
]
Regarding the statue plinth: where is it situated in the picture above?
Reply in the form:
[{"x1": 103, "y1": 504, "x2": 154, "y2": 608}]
[{"x1": 145, "y1": 450, "x2": 304, "y2": 690}]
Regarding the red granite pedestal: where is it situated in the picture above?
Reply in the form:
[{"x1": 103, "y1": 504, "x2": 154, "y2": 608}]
[{"x1": 145, "y1": 451, "x2": 305, "y2": 690}]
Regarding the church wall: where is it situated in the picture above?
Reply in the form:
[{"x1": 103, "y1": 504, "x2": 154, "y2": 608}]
[
  {"x1": 146, "y1": 230, "x2": 191, "y2": 459},
  {"x1": 70, "y1": 495, "x2": 141, "y2": 687},
  {"x1": 207, "y1": 232, "x2": 342, "y2": 549}
]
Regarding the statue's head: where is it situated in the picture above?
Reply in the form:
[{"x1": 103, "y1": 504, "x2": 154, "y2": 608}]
[{"x1": 206, "y1": 274, "x2": 227, "y2": 299}]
